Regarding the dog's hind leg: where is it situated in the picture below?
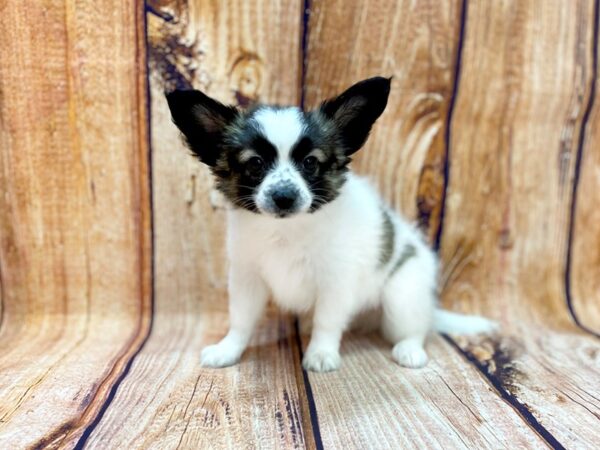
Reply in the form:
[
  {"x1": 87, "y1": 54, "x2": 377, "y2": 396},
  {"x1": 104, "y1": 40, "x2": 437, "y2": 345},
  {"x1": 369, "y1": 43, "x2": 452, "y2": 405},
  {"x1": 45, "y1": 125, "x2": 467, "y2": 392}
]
[{"x1": 381, "y1": 248, "x2": 437, "y2": 368}]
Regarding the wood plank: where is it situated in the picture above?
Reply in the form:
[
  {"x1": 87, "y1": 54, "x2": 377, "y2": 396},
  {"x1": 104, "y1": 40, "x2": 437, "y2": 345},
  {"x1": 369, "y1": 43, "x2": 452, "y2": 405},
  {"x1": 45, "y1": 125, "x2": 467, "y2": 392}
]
[
  {"x1": 301, "y1": 333, "x2": 546, "y2": 449},
  {"x1": 439, "y1": 1, "x2": 600, "y2": 448},
  {"x1": 0, "y1": 1, "x2": 151, "y2": 448},
  {"x1": 301, "y1": 0, "x2": 546, "y2": 447},
  {"x1": 570, "y1": 10, "x2": 600, "y2": 334},
  {"x1": 87, "y1": 308, "x2": 309, "y2": 449},
  {"x1": 304, "y1": 0, "x2": 459, "y2": 241},
  {"x1": 85, "y1": 2, "x2": 311, "y2": 448}
]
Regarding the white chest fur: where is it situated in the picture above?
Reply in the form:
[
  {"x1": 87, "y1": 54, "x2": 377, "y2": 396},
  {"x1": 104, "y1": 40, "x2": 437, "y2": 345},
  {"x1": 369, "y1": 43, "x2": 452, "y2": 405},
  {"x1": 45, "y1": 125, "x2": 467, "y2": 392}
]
[{"x1": 226, "y1": 175, "x2": 389, "y2": 313}]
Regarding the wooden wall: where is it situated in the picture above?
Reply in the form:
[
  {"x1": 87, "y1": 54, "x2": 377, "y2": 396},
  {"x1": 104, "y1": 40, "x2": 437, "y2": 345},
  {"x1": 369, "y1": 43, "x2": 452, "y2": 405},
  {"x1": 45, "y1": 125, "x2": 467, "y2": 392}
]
[
  {"x1": 0, "y1": 0, "x2": 598, "y2": 449},
  {"x1": 0, "y1": 1, "x2": 151, "y2": 448}
]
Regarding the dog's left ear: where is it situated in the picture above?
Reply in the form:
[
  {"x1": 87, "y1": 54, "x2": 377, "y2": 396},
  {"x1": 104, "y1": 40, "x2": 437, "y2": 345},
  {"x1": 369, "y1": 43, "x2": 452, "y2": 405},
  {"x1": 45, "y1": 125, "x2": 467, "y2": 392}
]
[
  {"x1": 319, "y1": 76, "x2": 391, "y2": 155},
  {"x1": 165, "y1": 89, "x2": 239, "y2": 166}
]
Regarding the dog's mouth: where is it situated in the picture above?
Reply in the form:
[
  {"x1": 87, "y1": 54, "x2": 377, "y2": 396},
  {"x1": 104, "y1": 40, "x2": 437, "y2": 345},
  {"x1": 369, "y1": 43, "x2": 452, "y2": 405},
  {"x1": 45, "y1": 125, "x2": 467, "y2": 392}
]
[
  {"x1": 259, "y1": 206, "x2": 302, "y2": 219},
  {"x1": 255, "y1": 187, "x2": 311, "y2": 218},
  {"x1": 274, "y1": 210, "x2": 295, "y2": 219}
]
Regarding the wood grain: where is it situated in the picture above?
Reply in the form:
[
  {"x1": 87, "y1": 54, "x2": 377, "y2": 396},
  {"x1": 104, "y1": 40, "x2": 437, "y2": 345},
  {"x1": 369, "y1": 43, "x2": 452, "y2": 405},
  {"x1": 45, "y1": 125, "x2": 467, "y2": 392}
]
[
  {"x1": 301, "y1": 333, "x2": 546, "y2": 449},
  {"x1": 570, "y1": 8, "x2": 600, "y2": 334},
  {"x1": 300, "y1": 1, "x2": 551, "y2": 447},
  {"x1": 304, "y1": 0, "x2": 461, "y2": 241},
  {"x1": 439, "y1": 1, "x2": 600, "y2": 447},
  {"x1": 0, "y1": 1, "x2": 151, "y2": 448},
  {"x1": 1, "y1": 1, "x2": 597, "y2": 449},
  {"x1": 85, "y1": 2, "x2": 312, "y2": 448}
]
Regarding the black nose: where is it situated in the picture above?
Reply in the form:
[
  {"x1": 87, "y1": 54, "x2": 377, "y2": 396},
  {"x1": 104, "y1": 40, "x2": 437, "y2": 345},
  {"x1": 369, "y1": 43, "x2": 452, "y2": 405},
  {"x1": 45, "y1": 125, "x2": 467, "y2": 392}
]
[{"x1": 271, "y1": 188, "x2": 297, "y2": 210}]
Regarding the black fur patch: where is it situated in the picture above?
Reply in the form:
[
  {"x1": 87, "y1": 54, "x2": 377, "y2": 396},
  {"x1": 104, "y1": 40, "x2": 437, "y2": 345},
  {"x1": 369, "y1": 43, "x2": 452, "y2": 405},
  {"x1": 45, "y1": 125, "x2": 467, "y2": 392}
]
[
  {"x1": 213, "y1": 111, "x2": 280, "y2": 212},
  {"x1": 379, "y1": 209, "x2": 395, "y2": 267},
  {"x1": 319, "y1": 76, "x2": 391, "y2": 156},
  {"x1": 165, "y1": 76, "x2": 391, "y2": 215},
  {"x1": 292, "y1": 111, "x2": 350, "y2": 211},
  {"x1": 389, "y1": 244, "x2": 417, "y2": 276}
]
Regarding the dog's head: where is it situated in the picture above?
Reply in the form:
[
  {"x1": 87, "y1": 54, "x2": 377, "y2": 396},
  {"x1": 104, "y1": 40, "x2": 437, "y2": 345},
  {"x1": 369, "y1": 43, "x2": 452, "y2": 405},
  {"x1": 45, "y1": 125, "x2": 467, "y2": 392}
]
[{"x1": 166, "y1": 77, "x2": 391, "y2": 218}]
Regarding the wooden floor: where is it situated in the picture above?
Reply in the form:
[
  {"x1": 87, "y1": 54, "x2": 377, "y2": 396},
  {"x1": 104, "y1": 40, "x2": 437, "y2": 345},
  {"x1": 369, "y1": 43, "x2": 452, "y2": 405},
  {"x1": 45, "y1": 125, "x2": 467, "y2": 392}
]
[{"x1": 1, "y1": 0, "x2": 600, "y2": 449}]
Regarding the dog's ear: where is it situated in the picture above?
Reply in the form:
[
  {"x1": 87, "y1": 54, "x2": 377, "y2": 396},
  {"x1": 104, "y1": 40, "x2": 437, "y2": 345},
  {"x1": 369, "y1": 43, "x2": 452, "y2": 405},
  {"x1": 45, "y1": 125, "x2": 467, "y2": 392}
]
[
  {"x1": 166, "y1": 89, "x2": 239, "y2": 166},
  {"x1": 319, "y1": 77, "x2": 391, "y2": 156}
]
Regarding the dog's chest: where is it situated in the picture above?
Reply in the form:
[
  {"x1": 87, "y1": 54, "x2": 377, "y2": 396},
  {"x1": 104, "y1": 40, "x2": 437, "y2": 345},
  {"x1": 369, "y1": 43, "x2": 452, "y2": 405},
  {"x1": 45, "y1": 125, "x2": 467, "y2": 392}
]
[{"x1": 257, "y1": 234, "x2": 319, "y2": 312}]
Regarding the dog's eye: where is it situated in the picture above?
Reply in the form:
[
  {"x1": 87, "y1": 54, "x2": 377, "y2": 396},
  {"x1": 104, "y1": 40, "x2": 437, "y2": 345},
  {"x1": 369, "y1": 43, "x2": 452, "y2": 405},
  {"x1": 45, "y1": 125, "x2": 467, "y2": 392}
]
[
  {"x1": 302, "y1": 156, "x2": 319, "y2": 174},
  {"x1": 246, "y1": 156, "x2": 265, "y2": 177}
]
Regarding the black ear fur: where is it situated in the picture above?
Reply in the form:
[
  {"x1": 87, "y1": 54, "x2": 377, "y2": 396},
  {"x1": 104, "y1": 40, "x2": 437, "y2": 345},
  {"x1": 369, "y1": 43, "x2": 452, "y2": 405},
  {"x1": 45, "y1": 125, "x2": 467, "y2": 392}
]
[
  {"x1": 320, "y1": 76, "x2": 391, "y2": 155},
  {"x1": 165, "y1": 89, "x2": 239, "y2": 166}
]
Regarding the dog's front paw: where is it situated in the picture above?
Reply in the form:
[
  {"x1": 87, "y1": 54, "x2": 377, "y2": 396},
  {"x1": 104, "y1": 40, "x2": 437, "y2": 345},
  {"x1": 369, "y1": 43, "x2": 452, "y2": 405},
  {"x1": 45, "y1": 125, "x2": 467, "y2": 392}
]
[
  {"x1": 392, "y1": 340, "x2": 429, "y2": 368},
  {"x1": 200, "y1": 342, "x2": 243, "y2": 368},
  {"x1": 302, "y1": 348, "x2": 341, "y2": 372}
]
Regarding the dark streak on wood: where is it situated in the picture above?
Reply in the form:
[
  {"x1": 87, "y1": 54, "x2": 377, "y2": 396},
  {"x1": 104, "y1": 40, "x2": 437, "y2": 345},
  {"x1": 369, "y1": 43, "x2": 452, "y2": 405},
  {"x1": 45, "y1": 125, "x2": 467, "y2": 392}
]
[
  {"x1": 299, "y1": 0, "x2": 311, "y2": 109},
  {"x1": 146, "y1": 3, "x2": 176, "y2": 23},
  {"x1": 444, "y1": 335, "x2": 566, "y2": 450},
  {"x1": 72, "y1": 3, "x2": 155, "y2": 447},
  {"x1": 72, "y1": 327, "x2": 154, "y2": 449},
  {"x1": 218, "y1": 396, "x2": 233, "y2": 425},
  {"x1": 293, "y1": 320, "x2": 323, "y2": 450},
  {"x1": 434, "y1": 0, "x2": 468, "y2": 251},
  {"x1": 148, "y1": 3, "x2": 195, "y2": 91},
  {"x1": 565, "y1": 0, "x2": 600, "y2": 338},
  {"x1": 79, "y1": 385, "x2": 97, "y2": 412},
  {"x1": 559, "y1": 389, "x2": 600, "y2": 420},
  {"x1": 175, "y1": 373, "x2": 202, "y2": 450},
  {"x1": 416, "y1": 162, "x2": 444, "y2": 234},
  {"x1": 28, "y1": 421, "x2": 76, "y2": 450},
  {"x1": 283, "y1": 388, "x2": 302, "y2": 448},
  {"x1": 460, "y1": 337, "x2": 526, "y2": 396}
]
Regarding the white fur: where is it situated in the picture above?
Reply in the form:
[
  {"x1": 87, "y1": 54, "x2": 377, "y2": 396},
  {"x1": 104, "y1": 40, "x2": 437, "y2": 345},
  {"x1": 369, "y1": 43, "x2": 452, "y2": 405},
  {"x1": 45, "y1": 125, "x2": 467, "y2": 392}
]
[
  {"x1": 250, "y1": 107, "x2": 313, "y2": 215},
  {"x1": 201, "y1": 173, "x2": 498, "y2": 371},
  {"x1": 253, "y1": 107, "x2": 304, "y2": 159}
]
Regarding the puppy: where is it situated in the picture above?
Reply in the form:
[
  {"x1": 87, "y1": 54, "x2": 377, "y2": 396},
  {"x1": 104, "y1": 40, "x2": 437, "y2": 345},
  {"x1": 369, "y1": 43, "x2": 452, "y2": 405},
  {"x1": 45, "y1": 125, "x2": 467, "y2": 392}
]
[{"x1": 166, "y1": 77, "x2": 497, "y2": 372}]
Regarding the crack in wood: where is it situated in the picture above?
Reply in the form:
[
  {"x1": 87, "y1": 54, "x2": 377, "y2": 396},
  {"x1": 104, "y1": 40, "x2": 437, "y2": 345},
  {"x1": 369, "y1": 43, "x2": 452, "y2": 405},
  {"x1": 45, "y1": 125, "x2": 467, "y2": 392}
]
[
  {"x1": 175, "y1": 373, "x2": 203, "y2": 450},
  {"x1": 434, "y1": 0, "x2": 468, "y2": 251},
  {"x1": 565, "y1": 0, "x2": 600, "y2": 339},
  {"x1": 444, "y1": 335, "x2": 566, "y2": 449}
]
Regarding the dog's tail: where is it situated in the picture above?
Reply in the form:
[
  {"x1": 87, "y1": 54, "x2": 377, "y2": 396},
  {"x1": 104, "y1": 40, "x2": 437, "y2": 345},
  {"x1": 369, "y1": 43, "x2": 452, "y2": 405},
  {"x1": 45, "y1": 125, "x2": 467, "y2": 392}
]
[{"x1": 433, "y1": 309, "x2": 499, "y2": 335}]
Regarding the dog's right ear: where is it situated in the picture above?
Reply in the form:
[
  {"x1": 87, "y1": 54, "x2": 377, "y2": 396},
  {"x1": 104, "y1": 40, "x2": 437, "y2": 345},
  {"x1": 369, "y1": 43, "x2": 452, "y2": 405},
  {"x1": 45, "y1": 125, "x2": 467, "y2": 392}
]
[
  {"x1": 319, "y1": 77, "x2": 391, "y2": 156},
  {"x1": 165, "y1": 89, "x2": 239, "y2": 166}
]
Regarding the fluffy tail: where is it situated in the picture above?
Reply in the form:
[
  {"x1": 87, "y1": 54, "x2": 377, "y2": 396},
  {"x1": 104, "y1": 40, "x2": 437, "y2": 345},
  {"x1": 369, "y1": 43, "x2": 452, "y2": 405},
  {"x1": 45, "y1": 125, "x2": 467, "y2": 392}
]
[{"x1": 434, "y1": 309, "x2": 499, "y2": 335}]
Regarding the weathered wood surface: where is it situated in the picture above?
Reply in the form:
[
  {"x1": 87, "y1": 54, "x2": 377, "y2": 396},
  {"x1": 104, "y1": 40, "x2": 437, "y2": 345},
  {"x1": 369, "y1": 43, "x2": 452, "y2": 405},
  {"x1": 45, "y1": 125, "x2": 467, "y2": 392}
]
[
  {"x1": 301, "y1": 333, "x2": 546, "y2": 449},
  {"x1": 304, "y1": 0, "x2": 458, "y2": 242},
  {"x1": 439, "y1": 1, "x2": 600, "y2": 448},
  {"x1": 300, "y1": 1, "x2": 553, "y2": 447},
  {"x1": 87, "y1": 307, "x2": 309, "y2": 450},
  {"x1": 0, "y1": 1, "x2": 151, "y2": 448},
  {"x1": 84, "y1": 2, "x2": 313, "y2": 448},
  {"x1": 570, "y1": 18, "x2": 600, "y2": 335},
  {"x1": 0, "y1": 1, "x2": 599, "y2": 449}
]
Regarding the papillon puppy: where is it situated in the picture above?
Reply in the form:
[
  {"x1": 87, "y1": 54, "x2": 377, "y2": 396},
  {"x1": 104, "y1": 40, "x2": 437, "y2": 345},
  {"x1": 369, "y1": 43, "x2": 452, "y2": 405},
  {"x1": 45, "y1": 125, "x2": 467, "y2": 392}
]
[{"x1": 166, "y1": 77, "x2": 497, "y2": 372}]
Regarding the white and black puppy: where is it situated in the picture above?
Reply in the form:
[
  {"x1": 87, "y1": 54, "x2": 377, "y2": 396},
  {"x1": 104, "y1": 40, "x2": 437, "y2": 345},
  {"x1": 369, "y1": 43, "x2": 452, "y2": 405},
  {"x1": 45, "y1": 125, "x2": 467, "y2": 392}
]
[{"x1": 166, "y1": 77, "x2": 496, "y2": 372}]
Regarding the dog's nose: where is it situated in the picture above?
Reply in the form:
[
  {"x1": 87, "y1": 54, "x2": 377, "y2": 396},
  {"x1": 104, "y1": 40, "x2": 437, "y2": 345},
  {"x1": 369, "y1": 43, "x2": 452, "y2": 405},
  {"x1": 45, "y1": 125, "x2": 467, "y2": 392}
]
[{"x1": 271, "y1": 188, "x2": 297, "y2": 210}]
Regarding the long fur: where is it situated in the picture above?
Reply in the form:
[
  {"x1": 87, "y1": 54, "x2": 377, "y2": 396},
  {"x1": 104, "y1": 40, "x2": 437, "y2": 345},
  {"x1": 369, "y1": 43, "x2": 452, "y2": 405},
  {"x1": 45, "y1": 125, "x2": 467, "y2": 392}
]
[{"x1": 166, "y1": 77, "x2": 498, "y2": 372}]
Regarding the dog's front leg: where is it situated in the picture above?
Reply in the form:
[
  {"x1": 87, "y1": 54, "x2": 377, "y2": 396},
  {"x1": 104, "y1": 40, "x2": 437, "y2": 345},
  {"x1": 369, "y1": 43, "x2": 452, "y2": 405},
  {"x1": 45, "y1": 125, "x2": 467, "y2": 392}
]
[
  {"x1": 302, "y1": 290, "x2": 354, "y2": 372},
  {"x1": 201, "y1": 264, "x2": 268, "y2": 368}
]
